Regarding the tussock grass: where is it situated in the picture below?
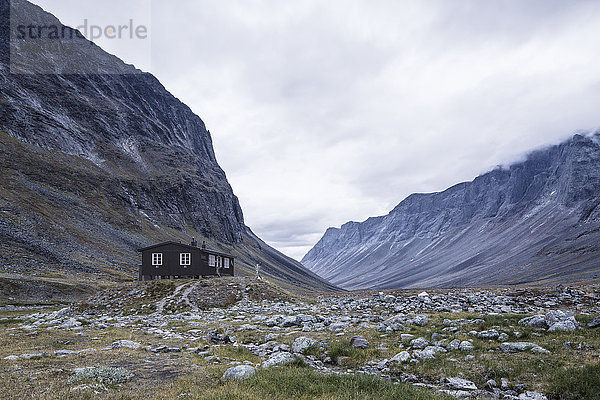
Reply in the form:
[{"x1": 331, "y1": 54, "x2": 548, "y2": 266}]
[
  {"x1": 327, "y1": 339, "x2": 382, "y2": 368},
  {"x1": 201, "y1": 367, "x2": 451, "y2": 400},
  {"x1": 548, "y1": 362, "x2": 600, "y2": 400}
]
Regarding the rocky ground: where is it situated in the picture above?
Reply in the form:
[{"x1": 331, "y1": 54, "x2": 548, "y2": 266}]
[{"x1": 0, "y1": 277, "x2": 599, "y2": 399}]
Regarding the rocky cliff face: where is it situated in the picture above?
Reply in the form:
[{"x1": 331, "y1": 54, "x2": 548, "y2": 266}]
[
  {"x1": 0, "y1": 0, "x2": 336, "y2": 294},
  {"x1": 303, "y1": 133, "x2": 600, "y2": 289}
]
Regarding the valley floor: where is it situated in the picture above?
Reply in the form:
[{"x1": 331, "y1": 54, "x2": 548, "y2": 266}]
[{"x1": 0, "y1": 277, "x2": 599, "y2": 399}]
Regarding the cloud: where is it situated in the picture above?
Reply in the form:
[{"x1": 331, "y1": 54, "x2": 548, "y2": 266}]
[{"x1": 33, "y1": 0, "x2": 600, "y2": 261}]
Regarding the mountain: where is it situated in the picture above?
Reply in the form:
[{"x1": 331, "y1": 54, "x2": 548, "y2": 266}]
[
  {"x1": 0, "y1": 0, "x2": 337, "y2": 301},
  {"x1": 303, "y1": 133, "x2": 600, "y2": 290}
]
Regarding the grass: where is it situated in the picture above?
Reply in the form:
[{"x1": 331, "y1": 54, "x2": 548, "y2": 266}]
[
  {"x1": 211, "y1": 346, "x2": 262, "y2": 364},
  {"x1": 374, "y1": 312, "x2": 600, "y2": 394},
  {"x1": 326, "y1": 338, "x2": 382, "y2": 368},
  {"x1": 200, "y1": 366, "x2": 451, "y2": 400},
  {"x1": 0, "y1": 284, "x2": 599, "y2": 399},
  {"x1": 548, "y1": 362, "x2": 600, "y2": 400}
]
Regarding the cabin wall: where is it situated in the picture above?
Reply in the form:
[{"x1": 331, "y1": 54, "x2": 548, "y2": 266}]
[{"x1": 140, "y1": 244, "x2": 234, "y2": 279}]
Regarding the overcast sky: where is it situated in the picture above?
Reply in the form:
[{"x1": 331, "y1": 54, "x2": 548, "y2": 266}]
[{"x1": 33, "y1": 0, "x2": 600, "y2": 260}]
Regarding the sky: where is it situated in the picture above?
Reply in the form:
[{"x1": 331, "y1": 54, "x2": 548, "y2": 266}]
[{"x1": 32, "y1": 0, "x2": 600, "y2": 260}]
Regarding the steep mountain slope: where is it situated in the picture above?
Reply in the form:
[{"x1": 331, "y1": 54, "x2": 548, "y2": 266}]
[
  {"x1": 0, "y1": 0, "x2": 337, "y2": 298},
  {"x1": 303, "y1": 133, "x2": 600, "y2": 289}
]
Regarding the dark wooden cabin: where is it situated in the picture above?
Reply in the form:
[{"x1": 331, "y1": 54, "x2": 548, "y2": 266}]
[{"x1": 137, "y1": 240, "x2": 234, "y2": 281}]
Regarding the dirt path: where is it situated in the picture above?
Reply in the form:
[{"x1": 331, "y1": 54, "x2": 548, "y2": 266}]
[
  {"x1": 153, "y1": 282, "x2": 192, "y2": 314},
  {"x1": 180, "y1": 282, "x2": 200, "y2": 313}
]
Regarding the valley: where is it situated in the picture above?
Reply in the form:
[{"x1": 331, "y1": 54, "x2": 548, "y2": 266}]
[{"x1": 0, "y1": 278, "x2": 598, "y2": 399}]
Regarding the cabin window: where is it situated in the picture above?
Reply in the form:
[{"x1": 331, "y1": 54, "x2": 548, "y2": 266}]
[
  {"x1": 224, "y1": 258, "x2": 230, "y2": 269},
  {"x1": 152, "y1": 253, "x2": 163, "y2": 266},
  {"x1": 180, "y1": 253, "x2": 191, "y2": 266},
  {"x1": 208, "y1": 254, "x2": 216, "y2": 267}
]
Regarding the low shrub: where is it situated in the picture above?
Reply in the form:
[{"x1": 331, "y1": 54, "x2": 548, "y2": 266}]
[{"x1": 67, "y1": 367, "x2": 133, "y2": 385}]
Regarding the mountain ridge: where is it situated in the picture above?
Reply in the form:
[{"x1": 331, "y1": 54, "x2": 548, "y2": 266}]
[
  {"x1": 0, "y1": 0, "x2": 338, "y2": 297},
  {"x1": 303, "y1": 132, "x2": 600, "y2": 289}
]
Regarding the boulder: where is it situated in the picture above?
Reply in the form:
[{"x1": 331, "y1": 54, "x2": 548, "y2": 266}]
[
  {"x1": 500, "y1": 342, "x2": 548, "y2": 354},
  {"x1": 104, "y1": 340, "x2": 141, "y2": 350},
  {"x1": 413, "y1": 346, "x2": 445, "y2": 359},
  {"x1": 222, "y1": 365, "x2": 256, "y2": 380},
  {"x1": 518, "y1": 391, "x2": 548, "y2": 400},
  {"x1": 383, "y1": 295, "x2": 396, "y2": 303},
  {"x1": 350, "y1": 335, "x2": 369, "y2": 349},
  {"x1": 281, "y1": 316, "x2": 299, "y2": 327},
  {"x1": 389, "y1": 351, "x2": 410, "y2": 364},
  {"x1": 410, "y1": 337, "x2": 430, "y2": 349},
  {"x1": 59, "y1": 318, "x2": 82, "y2": 329},
  {"x1": 477, "y1": 329, "x2": 500, "y2": 340},
  {"x1": 545, "y1": 310, "x2": 570, "y2": 326},
  {"x1": 518, "y1": 315, "x2": 548, "y2": 329},
  {"x1": 459, "y1": 341, "x2": 474, "y2": 352},
  {"x1": 208, "y1": 331, "x2": 233, "y2": 344},
  {"x1": 53, "y1": 307, "x2": 73, "y2": 319},
  {"x1": 412, "y1": 348, "x2": 436, "y2": 360},
  {"x1": 327, "y1": 322, "x2": 346, "y2": 332},
  {"x1": 410, "y1": 315, "x2": 429, "y2": 326},
  {"x1": 548, "y1": 319, "x2": 579, "y2": 332},
  {"x1": 447, "y1": 339, "x2": 461, "y2": 351},
  {"x1": 445, "y1": 377, "x2": 478, "y2": 390},
  {"x1": 262, "y1": 352, "x2": 295, "y2": 368},
  {"x1": 291, "y1": 337, "x2": 317, "y2": 354},
  {"x1": 588, "y1": 316, "x2": 600, "y2": 329},
  {"x1": 54, "y1": 350, "x2": 79, "y2": 357},
  {"x1": 20, "y1": 352, "x2": 51, "y2": 360}
]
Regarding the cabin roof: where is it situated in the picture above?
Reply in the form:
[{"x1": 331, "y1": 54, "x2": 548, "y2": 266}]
[{"x1": 137, "y1": 241, "x2": 234, "y2": 258}]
